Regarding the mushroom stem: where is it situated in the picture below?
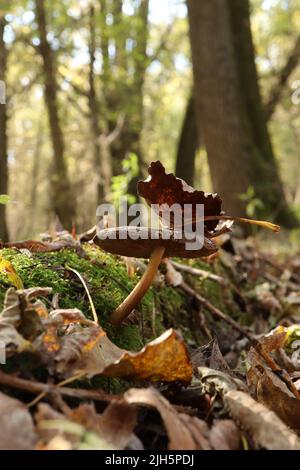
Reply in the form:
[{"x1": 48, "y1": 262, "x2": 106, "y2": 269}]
[{"x1": 110, "y1": 245, "x2": 166, "y2": 326}]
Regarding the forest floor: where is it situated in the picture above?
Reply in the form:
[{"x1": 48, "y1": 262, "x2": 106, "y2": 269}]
[{"x1": 0, "y1": 229, "x2": 300, "y2": 450}]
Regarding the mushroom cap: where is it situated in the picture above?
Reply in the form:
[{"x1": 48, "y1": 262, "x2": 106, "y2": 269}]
[{"x1": 93, "y1": 226, "x2": 217, "y2": 259}]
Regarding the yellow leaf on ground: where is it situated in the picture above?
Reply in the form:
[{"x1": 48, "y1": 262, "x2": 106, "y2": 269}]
[{"x1": 0, "y1": 256, "x2": 24, "y2": 289}]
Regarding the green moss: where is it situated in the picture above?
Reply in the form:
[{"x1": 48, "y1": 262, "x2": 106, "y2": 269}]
[
  {"x1": 0, "y1": 246, "x2": 243, "y2": 353},
  {"x1": 0, "y1": 247, "x2": 152, "y2": 348}
]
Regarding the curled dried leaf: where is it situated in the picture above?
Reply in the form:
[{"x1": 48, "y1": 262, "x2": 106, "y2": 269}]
[
  {"x1": 138, "y1": 161, "x2": 222, "y2": 232},
  {"x1": 73, "y1": 328, "x2": 193, "y2": 384}
]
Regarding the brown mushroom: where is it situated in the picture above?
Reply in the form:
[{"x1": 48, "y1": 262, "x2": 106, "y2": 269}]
[{"x1": 94, "y1": 226, "x2": 217, "y2": 326}]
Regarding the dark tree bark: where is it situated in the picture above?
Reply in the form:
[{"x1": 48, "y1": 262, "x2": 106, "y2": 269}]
[
  {"x1": 228, "y1": 0, "x2": 291, "y2": 223},
  {"x1": 187, "y1": 0, "x2": 296, "y2": 225},
  {"x1": 175, "y1": 94, "x2": 198, "y2": 186},
  {"x1": 0, "y1": 17, "x2": 9, "y2": 241},
  {"x1": 35, "y1": 0, "x2": 75, "y2": 230}
]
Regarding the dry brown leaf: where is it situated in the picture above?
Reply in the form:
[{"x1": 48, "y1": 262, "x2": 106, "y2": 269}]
[
  {"x1": 248, "y1": 360, "x2": 300, "y2": 431},
  {"x1": 35, "y1": 403, "x2": 115, "y2": 450},
  {"x1": 36, "y1": 401, "x2": 138, "y2": 450},
  {"x1": 0, "y1": 240, "x2": 67, "y2": 252},
  {"x1": 137, "y1": 161, "x2": 223, "y2": 232},
  {"x1": 248, "y1": 326, "x2": 300, "y2": 431},
  {"x1": 125, "y1": 387, "x2": 210, "y2": 450},
  {"x1": 1, "y1": 288, "x2": 192, "y2": 384},
  {"x1": 0, "y1": 391, "x2": 37, "y2": 450},
  {"x1": 209, "y1": 420, "x2": 241, "y2": 450},
  {"x1": 66, "y1": 401, "x2": 137, "y2": 450},
  {"x1": 225, "y1": 390, "x2": 300, "y2": 450},
  {"x1": 73, "y1": 328, "x2": 193, "y2": 384},
  {"x1": 0, "y1": 287, "x2": 51, "y2": 355}
]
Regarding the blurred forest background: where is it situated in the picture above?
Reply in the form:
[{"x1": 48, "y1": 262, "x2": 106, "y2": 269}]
[{"x1": 0, "y1": 0, "x2": 300, "y2": 242}]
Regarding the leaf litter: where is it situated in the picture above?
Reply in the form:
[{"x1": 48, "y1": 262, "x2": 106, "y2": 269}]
[{"x1": 0, "y1": 162, "x2": 299, "y2": 450}]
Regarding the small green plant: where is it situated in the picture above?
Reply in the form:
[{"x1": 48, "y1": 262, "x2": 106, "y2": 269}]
[
  {"x1": 111, "y1": 153, "x2": 139, "y2": 206},
  {"x1": 239, "y1": 186, "x2": 264, "y2": 219},
  {"x1": 0, "y1": 195, "x2": 10, "y2": 205}
]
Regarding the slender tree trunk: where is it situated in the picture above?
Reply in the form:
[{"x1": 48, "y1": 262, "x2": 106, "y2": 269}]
[
  {"x1": 0, "y1": 17, "x2": 9, "y2": 241},
  {"x1": 187, "y1": 0, "x2": 254, "y2": 216},
  {"x1": 35, "y1": 0, "x2": 75, "y2": 230},
  {"x1": 88, "y1": 4, "x2": 110, "y2": 205},
  {"x1": 175, "y1": 94, "x2": 198, "y2": 186}
]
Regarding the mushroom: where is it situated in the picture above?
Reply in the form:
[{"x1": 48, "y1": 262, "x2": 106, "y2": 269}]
[{"x1": 94, "y1": 226, "x2": 217, "y2": 326}]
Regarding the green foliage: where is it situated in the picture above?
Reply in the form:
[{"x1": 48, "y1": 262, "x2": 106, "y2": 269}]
[
  {"x1": 111, "y1": 153, "x2": 139, "y2": 206},
  {"x1": 239, "y1": 186, "x2": 265, "y2": 218},
  {"x1": 0, "y1": 195, "x2": 10, "y2": 205}
]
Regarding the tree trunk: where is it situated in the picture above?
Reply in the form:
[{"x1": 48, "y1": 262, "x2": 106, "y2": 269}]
[
  {"x1": 0, "y1": 17, "x2": 9, "y2": 241},
  {"x1": 187, "y1": 0, "x2": 254, "y2": 216},
  {"x1": 175, "y1": 94, "x2": 198, "y2": 186},
  {"x1": 35, "y1": 0, "x2": 75, "y2": 230},
  {"x1": 88, "y1": 5, "x2": 111, "y2": 205},
  {"x1": 187, "y1": 0, "x2": 296, "y2": 225},
  {"x1": 228, "y1": 0, "x2": 293, "y2": 224}
]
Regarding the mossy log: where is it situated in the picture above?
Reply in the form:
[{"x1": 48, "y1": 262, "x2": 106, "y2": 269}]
[{"x1": 0, "y1": 245, "x2": 237, "y2": 352}]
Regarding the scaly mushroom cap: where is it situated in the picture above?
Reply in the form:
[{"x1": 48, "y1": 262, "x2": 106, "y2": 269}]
[{"x1": 94, "y1": 226, "x2": 217, "y2": 259}]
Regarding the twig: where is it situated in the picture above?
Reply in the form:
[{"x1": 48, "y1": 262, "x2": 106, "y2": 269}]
[
  {"x1": 171, "y1": 261, "x2": 226, "y2": 285},
  {"x1": 27, "y1": 372, "x2": 87, "y2": 408},
  {"x1": 65, "y1": 265, "x2": 98, "y2": 324},
  {"x1": 179, "y1": 281, "x2": 253, "y2": 341},
  {"x1": 0, "y1": 370, "x2": 117, "y2": 402}
]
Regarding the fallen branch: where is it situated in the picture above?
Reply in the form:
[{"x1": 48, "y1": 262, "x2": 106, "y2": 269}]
[
  {"x1": 171, "y1": 261, "x2": 226, "y2": 285},
  {"x1": 179, "y1": 281, "x2": 253, "y2": 341},
  {"x1": 0, "y1": 370, "x2": 117, "y2": 403}
]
